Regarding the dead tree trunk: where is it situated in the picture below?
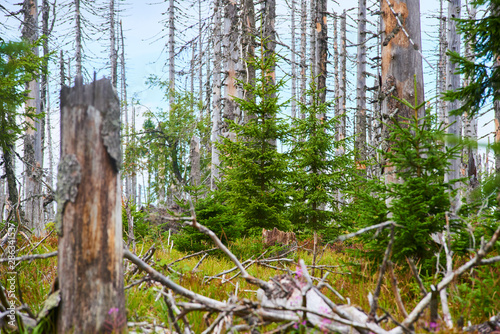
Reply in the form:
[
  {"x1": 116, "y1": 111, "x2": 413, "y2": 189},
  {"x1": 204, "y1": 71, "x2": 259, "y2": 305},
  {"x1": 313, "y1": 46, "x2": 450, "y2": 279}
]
[
  {"x1": 438, "y1": 0, "x2": 447, "y2": 124},
  {"x1": 338, "y1": 11, "x2": 347, "y2": 146},
  {"x1": 75, "y1": 0, "x2": 82, "y2": 77},
  {"x1": 355, "y1": 0, "x2": 367, "y2": 163},
  {"x1": 445, "y1": 0, "x2": 462, "y2": 211},
  {"x1": 222, "y1": 0, "x2": 239, "y2": 141},
  {"x1": 317, "y1": 0, "x2": 327, "y2": 107},
  {"x1": 380, "y1": 0, "x2": 425, "y2": 186},
  {"x1": 190, "y1": 136, "x2": 201, "y2": 187},
  {"x1": 333, "y1": 12, "x2": 339, "y2": 133},
  {"x1": 290, "y1": 0, "x2": 297, "y2": 119},
  {"x1": 309, "y1": 0, "x2": 317, "y2": 81},
  {"x1": 109, "y1": 0, "x2": 117, "y2": 88},
  {"x1": 120, "y1": 20, "x2": 130, "y2": 201},
  {"x1": 211, "y1": 0, "x2": 222, "y2": 189},
  {"x1": 57, "y1": 77, "x2": 125, "y2": 333},
  {"x1": 242, "y1": 0, "x2": 255, "y2": 124},
  {"x1": 463, "y1": 4, "x2": 478, "y2": 193},
  {"x1": 299, "y1": 0, "x2": 307, "y2": 118},
  {"x1": 23, "y1": 0, "x2": 44, "y2": 236}
]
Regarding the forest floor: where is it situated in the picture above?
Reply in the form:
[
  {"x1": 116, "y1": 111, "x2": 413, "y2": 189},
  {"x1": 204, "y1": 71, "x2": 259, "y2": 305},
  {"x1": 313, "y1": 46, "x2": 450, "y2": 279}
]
[{"x1": 4, "y1": 231, "x2": 500, "y2": 333}]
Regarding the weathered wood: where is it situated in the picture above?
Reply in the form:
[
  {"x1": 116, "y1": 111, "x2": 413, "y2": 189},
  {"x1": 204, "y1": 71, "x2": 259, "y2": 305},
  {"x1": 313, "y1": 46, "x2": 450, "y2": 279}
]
[
  {"x1": 317, "y1": 0, "x2": 327, "y2": 107},
  {"x1": 211, "y1": 0, "x2": 222, "y2": 190},
  {"x1": 222, "y1": 0, "x2": 240, "y2": 142},
  {"x1": 380, "y1": 0, "x2": 425, "y2": 122},
  {"x1": 23, "y1": 0, "x2": 44, "y2": 236},
  {"x1": 355, "y1": 0, "x2": 367, "y2": 162},
  {"x1": 380, "y1": 0, "x2": 425, "y2": 187},
  {"x1": 446, "y1": 0, "x2": 462, "y2": 210},
  {"x1": 57, "y1": 77, "x2": 125, "y2": 333}
]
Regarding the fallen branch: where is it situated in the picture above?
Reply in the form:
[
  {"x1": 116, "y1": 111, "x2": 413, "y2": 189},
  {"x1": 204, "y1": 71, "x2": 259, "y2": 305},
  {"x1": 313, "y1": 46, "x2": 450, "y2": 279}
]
[
  {"x1": 393, "y1": 223, "x2": 500, "y2": 333},
  {"x1": 0, "y1": 251, "x2": 57, "y2": 264},
  {"x1": 369, "y1": 224, "x2": 395, "y2": 320},
  {"x1": 123, "y1": 249, "x2": 226, "y2": 310},
  {"x1": 167, "y1": 247, "x2": 217, "y2": 267}
]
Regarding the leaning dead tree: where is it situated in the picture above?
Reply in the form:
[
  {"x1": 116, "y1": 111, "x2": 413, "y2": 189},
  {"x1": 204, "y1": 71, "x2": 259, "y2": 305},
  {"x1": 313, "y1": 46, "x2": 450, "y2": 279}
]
[{"x1": 57, "y1": 77, "x2": 125, "y2": 333}]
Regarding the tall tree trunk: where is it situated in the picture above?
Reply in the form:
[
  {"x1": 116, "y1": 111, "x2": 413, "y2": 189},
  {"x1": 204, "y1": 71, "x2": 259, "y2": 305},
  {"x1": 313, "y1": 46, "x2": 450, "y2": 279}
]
[
  {"x1": 445, "y1": 0, "x2": 462, "y2": 212},
  {"x1": 222, "y1": 0, "x2": 239, "y2": 141},
  {"x1": 309, "y1": 0, "x2": 317, "y2": 82},
  {"x1": 333, "y1": 12, "x2": 339, "y2": 135},
  {"x1": 120, "y1": 20, "x2": 130, "y2": 201},
  {"x1": 60, "y1": 50, "x2": 66, "y2": 87},
  {"x1": 23, "y1": 0, "x2": 44, "y2": 236},
  {"x1": 263, "y1": 0, "x2": 276, "y2": 75},
  {"x1": 242, "y1": 0, "x2": 255, "y2": 123},
  {"x1": 380, "y1": 0, "x2": 425, "y2": 185},
  {"x1": 338, "y1": 11, "x2": 347, "y2": 147},
  {"x1": 131, "y1": 104, "x2": 137, "y2": 205},
  {"x1": 57, "y1": 78, "x2": 125, "y2": 333},
  {"x1": 42, "y1": 0, "x2": 53, "y2": 221},
  {"x1": 463, "y1": 4, "x2": 478, "y2": 193},
  {"x1": 356, "y1": 0, "x2": 367, "y2": 164},
  {"x1": 190, "y1": 136, "x2": 201, "y2": 187},
  {"x1": 198, "y1": 0, "x2": 203, "y2": 106},
  {"x1": 211, "y1": 0, "x2": 222, "y2": 189},
  {"x1": 299, "y1": 0, "x2": 307, "y2": 118},
  {"x1": 438, "y1": 0, "x2": 447, "y2": 124},
  {"x1": 2, "y1": 143, "x2": 19, "y2": 211},
  {"x1": 109, "y1": 0, "x2": 117, "y2": 88},
  {"x1": 75, "y1": 0, "x2": 82, "y2": 77},
  {"x1": 191, "y1": 43, "x2": 196, "y2": 110},
  {"x1": 316, "y1": 0, "x2": 327, "y2": 107},
  {"x1": 290, "y1": 0, "x2": 297, "y2": 119},
  {"x1": 168, "y1": 0, "x2": 175, "y2": 106},
  {"x1": 263, "y1": 0, "x2": 277, "y2": 147}
]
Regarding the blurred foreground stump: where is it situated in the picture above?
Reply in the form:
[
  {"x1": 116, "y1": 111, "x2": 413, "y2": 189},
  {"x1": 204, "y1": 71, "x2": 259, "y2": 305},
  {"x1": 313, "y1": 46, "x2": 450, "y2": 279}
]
[{"x1": 56, "y1": 77, "x2": 125, "y2": 333}]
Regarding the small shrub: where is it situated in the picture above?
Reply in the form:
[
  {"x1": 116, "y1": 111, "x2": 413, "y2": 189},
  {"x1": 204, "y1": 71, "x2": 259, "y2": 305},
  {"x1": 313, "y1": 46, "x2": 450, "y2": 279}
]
[{"x1": 173, "y1": 192, "x2": 246, "y2": 253}]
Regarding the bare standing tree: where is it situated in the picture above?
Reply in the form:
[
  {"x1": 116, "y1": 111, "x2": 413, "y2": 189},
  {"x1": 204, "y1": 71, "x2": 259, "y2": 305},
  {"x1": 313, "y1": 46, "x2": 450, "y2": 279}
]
[
  {"x1": 299, "y1": 0, "x2": 307, "y2": 117},
  {"x1": 211, "y1": 0, "x2": 222, "y2": 189},
  {"x1": 445, "y1": 0, "x2": 462, "y2": 211},
  {"x1": 338, "y1": 11, "x2": 347, "y2": 148},
  {"x1": 23, "y1": 0, "x2": 44, "y2": 236},
  {"x1": 242, "y1": 0, "x2": 255, "y2": 122},
  {"x1": 355, "y1": 0, "x2": 367, "y2": 164},
  {"x1": 316, "y1": 0, "x2": 327, "y2": 107},
  {"x1": 380, "y1": 0, "x2": 425, "y2": 184},
  {"x1": 463, "y1": 2, "x2": 478, "y2": 193},
  {"x1": 75, "y1": 0, "x2": 82, "y2": 77},
  {"x1": 290, "y1": 0, "x2": 297, "y2": 119},
  {"x1": 109, "y1": 0, "x2": 118, "y2": 88},
  {"x1": 222, "y1": 0, "x2": 239, "y2": 141}
]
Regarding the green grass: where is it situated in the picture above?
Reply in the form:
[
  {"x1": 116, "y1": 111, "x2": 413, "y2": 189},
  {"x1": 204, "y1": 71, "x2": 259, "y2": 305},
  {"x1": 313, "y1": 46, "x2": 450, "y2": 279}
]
[{"x1": 1, "y1": 234, "x2": 499, "y2": 333}]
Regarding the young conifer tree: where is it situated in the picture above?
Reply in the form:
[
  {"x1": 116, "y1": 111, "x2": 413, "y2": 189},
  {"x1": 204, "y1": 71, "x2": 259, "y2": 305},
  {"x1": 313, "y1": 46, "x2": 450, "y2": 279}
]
[
  {"x1": 217, "y1": 41, "x2": 290, "y2": 232},
  {"x1": 287, "y1": 79, "x2": 354, "y2": 235},
  {"x1": 360, "y1": 82, "x2": 461, "y2": 269}
]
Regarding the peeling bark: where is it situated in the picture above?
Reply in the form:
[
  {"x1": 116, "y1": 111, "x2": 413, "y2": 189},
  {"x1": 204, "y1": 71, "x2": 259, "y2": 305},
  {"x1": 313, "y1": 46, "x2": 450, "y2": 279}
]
[{"x1": 57, "y1": 78, "x2": 125, "y2": 333}]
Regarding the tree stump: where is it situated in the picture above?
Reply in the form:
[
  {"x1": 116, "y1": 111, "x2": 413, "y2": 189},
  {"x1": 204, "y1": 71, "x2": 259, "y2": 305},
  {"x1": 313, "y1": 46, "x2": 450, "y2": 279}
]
[{"x1": 56, "y1": 77, "x2": 125, "y2": 333}]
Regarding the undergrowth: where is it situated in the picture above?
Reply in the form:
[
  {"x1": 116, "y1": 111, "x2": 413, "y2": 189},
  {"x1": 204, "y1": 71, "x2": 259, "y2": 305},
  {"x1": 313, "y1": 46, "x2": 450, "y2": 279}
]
[{"x1": 1, "y1": 233, "x2": 499, "y2": 333}]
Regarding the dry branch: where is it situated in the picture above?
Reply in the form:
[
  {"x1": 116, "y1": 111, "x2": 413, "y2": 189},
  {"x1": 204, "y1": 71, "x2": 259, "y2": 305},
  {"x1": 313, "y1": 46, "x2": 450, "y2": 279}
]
[
  {"x1": 391, "y1": 223, "x2": 500, "y2": 334},
  {"x1": 0, "y1": 251, "x2": 57, "y2": 263}
]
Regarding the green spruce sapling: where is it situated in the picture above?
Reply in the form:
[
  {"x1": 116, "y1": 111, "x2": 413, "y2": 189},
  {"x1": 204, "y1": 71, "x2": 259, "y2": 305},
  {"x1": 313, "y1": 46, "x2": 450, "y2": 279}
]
[
  {"x1": 286, "y1": 78, "x2": 355, "y2": 237},
  {"x1": 360, "y1": 80, "x2": 461, "y2": 269},
  {"x1": 217, "y1": 41, "x2": 290, "y2": 233}
]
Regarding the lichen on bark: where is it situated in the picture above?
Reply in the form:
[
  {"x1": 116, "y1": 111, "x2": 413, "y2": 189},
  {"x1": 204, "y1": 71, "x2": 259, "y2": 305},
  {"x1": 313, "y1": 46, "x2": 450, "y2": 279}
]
[{"x1": 55, "y1": 154, "x2": 81, "y2": 235}]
